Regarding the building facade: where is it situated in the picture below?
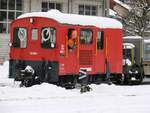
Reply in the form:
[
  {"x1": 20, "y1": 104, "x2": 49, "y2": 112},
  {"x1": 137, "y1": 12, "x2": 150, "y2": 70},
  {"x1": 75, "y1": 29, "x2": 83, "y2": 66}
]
[{"x1": 0, "y1": 0, "x2": 109, "y2": 64}]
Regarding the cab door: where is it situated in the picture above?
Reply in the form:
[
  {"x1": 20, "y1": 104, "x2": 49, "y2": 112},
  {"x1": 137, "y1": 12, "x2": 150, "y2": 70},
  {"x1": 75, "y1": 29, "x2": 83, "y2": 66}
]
[
  {"x1": 95, "y1": 30, "x2": 105, "y2": 73},
  {"x1": 27, "y1": 27, "x2": 40, "y2": 59},
  {"x1": 79, "y1": 28, "x2": 95, "y2": 73}
]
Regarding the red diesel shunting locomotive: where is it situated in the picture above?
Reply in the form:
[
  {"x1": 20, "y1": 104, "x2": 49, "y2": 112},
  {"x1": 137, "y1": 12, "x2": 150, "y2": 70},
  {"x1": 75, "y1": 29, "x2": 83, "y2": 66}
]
[{"x1": 9, "y1": 10, "x2": 123, "y2": 87}]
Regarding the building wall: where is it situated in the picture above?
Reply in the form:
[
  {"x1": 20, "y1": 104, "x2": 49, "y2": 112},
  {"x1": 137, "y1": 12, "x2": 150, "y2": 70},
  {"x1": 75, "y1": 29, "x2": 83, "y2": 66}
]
[
  {"x1": 0, "y1": 0, "x2": 109, "y2": 64},
  {"x1": 24, "y1": 0, "x2": 105, "y2": 16}
]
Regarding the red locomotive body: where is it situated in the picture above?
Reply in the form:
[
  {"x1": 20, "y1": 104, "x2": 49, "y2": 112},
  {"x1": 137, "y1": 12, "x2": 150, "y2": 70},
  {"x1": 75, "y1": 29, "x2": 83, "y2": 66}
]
[{"x1": 9, "y1": 10, "x2": 123, "y2": 86}]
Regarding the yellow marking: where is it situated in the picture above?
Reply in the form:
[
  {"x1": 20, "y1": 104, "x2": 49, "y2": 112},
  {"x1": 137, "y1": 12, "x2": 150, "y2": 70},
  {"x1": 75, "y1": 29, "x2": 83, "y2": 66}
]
[
  {"x1": 96, "y1": 37, "x2": 98, "y2": 55},
  {"x1": 105, "y1": 37, "x2": 108, "y2": 59},
  {"x1": 66, "y1": 36, "x2": 68, "y2": 57},
  {"x1": 77, "y1": 36, "x2": 79, "y2": 58}
]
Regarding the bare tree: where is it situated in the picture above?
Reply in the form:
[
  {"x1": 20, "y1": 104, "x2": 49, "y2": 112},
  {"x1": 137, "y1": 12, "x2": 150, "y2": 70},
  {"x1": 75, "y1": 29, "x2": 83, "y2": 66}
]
[{"x1": 122, "y1": 0, "x2": 150, "y2": 37}]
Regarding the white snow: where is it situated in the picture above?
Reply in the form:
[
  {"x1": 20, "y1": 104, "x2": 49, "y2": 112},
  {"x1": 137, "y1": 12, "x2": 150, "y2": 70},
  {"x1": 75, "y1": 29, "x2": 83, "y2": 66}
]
[
  {"x1": 0, "y1": 61, "x2": 9, "y2": 79},
  {"x1": 144, "y1": 39, "x2": 150, "y2": 43},
  {"x1": 109, "y1": 9, "x2": 117, "y2": 16},
  {"x1": 123, "y1": 59, "x2": 132, "y2": 66},
  {"x1": 18, "y1": 9, "x2": 123, "y2": 29},
  {"x1": 123, "y1": 43, "x2": 135, "y2": 49},
  {"x1": 1, "y1": 61, "x2": 150, "y2": 113},
  {"x1": 113, "y1": 0, "x2": 131, "y2": 11},
  {"x1": 123, "y1": 36, "x2": 143, "y2": 39},
  {"x1": 0, "y1": 62, "x2": 19, "y2": 87}
]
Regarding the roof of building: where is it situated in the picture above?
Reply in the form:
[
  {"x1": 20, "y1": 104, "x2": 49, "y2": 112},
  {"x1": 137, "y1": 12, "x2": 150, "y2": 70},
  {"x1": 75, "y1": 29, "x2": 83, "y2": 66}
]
[
  {"x1": 18, "y1": 9, "x2": 123, "y2": 29},
  {"x1": 113, "y1": 0, "x2": 131, "y2": 11}
]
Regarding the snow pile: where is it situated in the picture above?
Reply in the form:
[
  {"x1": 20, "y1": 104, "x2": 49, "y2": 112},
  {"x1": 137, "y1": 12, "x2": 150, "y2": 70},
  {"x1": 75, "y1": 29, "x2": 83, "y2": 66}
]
[
  {"x1": 0, "y1": 61, "x2": 18, "y2": 87},
  {"x1": 18, "y1": 9, "x2": 122, "y2": 29},
  {"x1": 0, "y1": 61, "x2": 9, "y2": 79},
  {"x1": 1, "y1": 83, "x2": 150, "y2": 113},
  {"x1": 0, "y1": 83, "x2": 79, "y2": 101},
  {"x1": 0, "y1": 61, "x2": 150, "y2": 113}
]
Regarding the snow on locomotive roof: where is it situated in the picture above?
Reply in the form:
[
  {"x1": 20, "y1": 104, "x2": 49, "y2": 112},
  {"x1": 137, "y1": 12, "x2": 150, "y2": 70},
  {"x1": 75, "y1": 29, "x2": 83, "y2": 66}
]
[
  {"x1": 123, "y1": 36, "x2": 142, "y2": 39},
  {"x1": 123, "y1": 43, "x2": 135, "y2": 49},
  {"x1": 144, "y1": 39, "x2": 150, "y2": 43},
  {"x1": 18, "y1": 9, "x2": 122, "y2": 29}
]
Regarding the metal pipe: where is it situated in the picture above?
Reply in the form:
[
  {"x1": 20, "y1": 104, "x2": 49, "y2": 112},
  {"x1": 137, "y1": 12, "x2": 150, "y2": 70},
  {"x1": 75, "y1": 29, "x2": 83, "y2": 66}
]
[
  {"x1": 68, "y1": 0, "x2": 69, "y2": 13},
  {"x1": 29, "y1": 0, "x2": 31, "y2": 12}
]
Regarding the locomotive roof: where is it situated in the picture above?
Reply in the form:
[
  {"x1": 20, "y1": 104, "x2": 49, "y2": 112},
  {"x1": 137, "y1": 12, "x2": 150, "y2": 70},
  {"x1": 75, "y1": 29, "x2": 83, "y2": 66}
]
[
  {"x1": 123, "y1": 36, "x2": 142, "y2": 39},
  {"x1": 123, "y1": 43, "x2": 135, "y2": 49},
  {"x1": 144, "y1": 39, "x2": 150, "y2": 43},
  {"x1": 18, "y1": 10, "x2": 122, "y2": 29}
]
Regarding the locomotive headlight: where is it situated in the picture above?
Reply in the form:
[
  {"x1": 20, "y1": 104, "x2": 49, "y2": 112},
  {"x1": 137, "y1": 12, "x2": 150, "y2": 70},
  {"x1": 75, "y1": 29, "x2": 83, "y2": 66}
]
[
  {"x1": 51, "y1": 43, "x2": 55, "y2": 48},
  {"x1": 60, "y1": 44, "x2": 65, "y2": 56},
  {"x1": 60, "y1": 50, "x2": 65, "y2": 56},
  {"x1": 8, "y1": 42, "x2": 12, "y2": 47},
  {"x1": 29, "y1": 18, "x2": 34, "y2": 24}
]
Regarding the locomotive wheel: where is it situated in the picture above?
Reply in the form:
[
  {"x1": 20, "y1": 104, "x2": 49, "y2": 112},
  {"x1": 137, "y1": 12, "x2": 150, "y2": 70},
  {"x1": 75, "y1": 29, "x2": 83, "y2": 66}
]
[
  {"x1": 59, "y1": 75, "x2": 77, "y2": 89},
  {"x1": 135, "y1": 75, "x2": 143, "y2": 85},
  {"x1": 123, "y1": 74, "x2": 143, "y2": 85},
  {"x1": 123, "y1": 74, "x2": 130, "y2": 85},
  {"x1": 21, "y1": 79, "x2": 33, "y2": 87}
]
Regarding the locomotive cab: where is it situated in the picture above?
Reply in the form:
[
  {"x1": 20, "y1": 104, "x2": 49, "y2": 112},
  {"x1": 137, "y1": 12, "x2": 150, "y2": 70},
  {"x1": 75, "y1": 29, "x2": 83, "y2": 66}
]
[
  {"x1": 123, "y1": 43, "x2": 135, "y2": 66},
  {"x1": 9, "y1": 17, "x2": 60, "y2": 86},
  {"x1": 123, "y1": 43, "x2": 144, "y2": 84},
  {"x1": 9, "y1": 10, "x2": 123, "y2": 87}
]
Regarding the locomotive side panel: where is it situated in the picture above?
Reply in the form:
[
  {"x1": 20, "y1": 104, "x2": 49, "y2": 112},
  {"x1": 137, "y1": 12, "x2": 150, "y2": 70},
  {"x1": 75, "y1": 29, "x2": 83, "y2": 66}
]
[
  {"x1": 58, "y1": 26, "x2": 79, "y2": 75},
  {"x1": 9, "y1": 10, "x2": 123, "y2": 86},
  {"x1": 93, "y1": 28, "x2": 105, "y2": 74},
  {"x1": 104, "y1": 29, "x2": 123, "y2": 74}
]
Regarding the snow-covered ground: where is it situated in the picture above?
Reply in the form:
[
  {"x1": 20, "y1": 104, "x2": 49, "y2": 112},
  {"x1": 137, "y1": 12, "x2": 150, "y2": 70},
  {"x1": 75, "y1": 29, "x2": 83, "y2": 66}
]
[{"x1": 0, "y1": 62, "x2": 150, "y2": 113}]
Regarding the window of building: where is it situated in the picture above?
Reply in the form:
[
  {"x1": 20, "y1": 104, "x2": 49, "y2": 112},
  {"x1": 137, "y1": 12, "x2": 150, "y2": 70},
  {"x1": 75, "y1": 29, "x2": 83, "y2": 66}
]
[
  {"x1": 41, "y1": 2, "x2": 62, "y2": 12},
  {"x1": 80, "y1": 29, "x2": 92, "y2": 44},
  {"x1": 79, "y1": 5, "x2": 97, "y2": 16},
  {"x1": 13, "y1": 27, "x2": 27, "y2": 48},
  {"x1": 41, "y1": 27, "x2": 56, "y2": 48},
  {"x1": 97, "y1": 31, "x2": 104, "y2": 49},
  {"x1": 119, "y1": 0, "x2": 125, "y2": 2},
  {"x1": 0, "y1": 0, "x2": 23, "y2": 33}
]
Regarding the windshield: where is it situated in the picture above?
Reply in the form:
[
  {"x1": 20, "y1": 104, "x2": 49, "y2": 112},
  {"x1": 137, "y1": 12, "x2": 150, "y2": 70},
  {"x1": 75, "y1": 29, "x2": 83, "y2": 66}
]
[
  {"x1": 41, "y1": 27, "x2": 56, "y2": 48},
  {"x1": 13, "y1": 27, "x2": 27, "y2": 48}
]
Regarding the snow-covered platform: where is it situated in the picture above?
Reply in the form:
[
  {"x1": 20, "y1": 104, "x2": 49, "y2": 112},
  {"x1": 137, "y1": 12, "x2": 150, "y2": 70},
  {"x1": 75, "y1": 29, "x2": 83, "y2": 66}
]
[{"x1": 1, "y1": 62, "x2": 150, "y2": 113}]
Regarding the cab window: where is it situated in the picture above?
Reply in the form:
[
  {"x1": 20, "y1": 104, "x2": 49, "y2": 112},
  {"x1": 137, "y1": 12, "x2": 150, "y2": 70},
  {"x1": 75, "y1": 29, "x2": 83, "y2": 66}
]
[
  {"x1": 68, "y1": 29, "x2": 77, "y2": 50},
  {"x1": 13, "y1": 27, "x2": 27, "y2": 48},
  {"x1": 80, "y1": 29, "x2": 92, "y2": 44},
  {"x1": 97, "y1": 31, "x2": 104, "y2": 49},
  {"x1": 32, "y1": 29, "x2": 38, "y2": 40},
  {"x1": 41, "y1": 27, "x2": 56, "y2": 48}
]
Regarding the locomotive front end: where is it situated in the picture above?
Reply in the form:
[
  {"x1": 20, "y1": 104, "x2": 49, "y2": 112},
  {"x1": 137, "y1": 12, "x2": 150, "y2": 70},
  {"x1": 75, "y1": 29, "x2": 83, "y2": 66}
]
[{"x1": 9, "y1": 17, "x2": 59, "y2": 86}]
